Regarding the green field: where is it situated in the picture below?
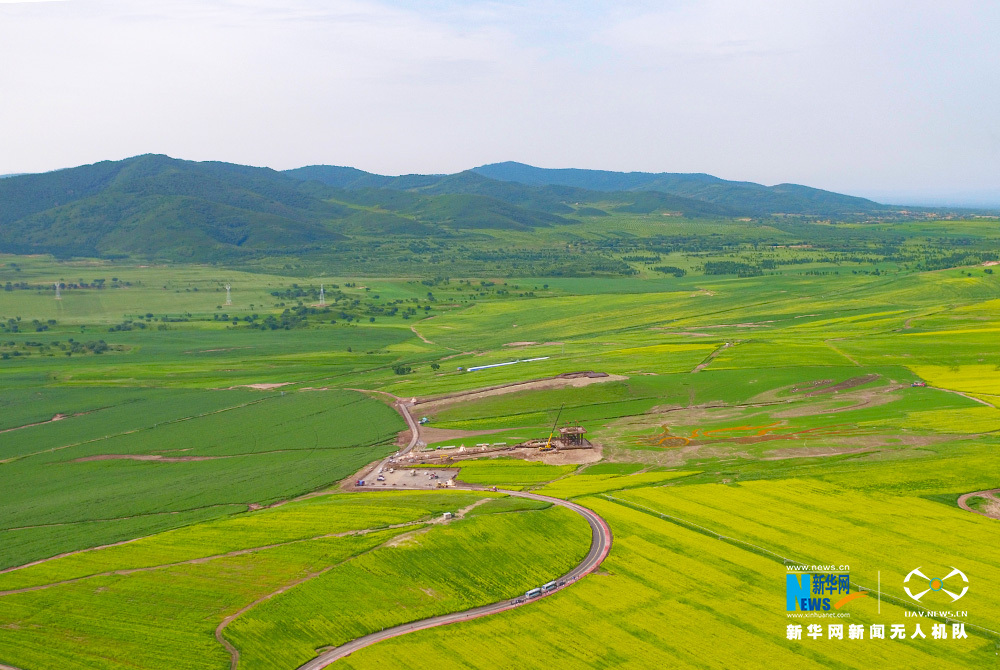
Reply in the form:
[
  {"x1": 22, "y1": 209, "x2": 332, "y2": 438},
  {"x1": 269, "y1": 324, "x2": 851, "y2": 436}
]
[
  {"x1": 0, "y1": 490, "x2": 591, "y2": 670},
  {"x1": 3, "y1": 216, "x2": 1000, "y2": 669}
]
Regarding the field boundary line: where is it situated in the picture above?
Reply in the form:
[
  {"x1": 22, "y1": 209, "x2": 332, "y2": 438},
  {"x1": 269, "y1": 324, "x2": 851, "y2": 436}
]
[
  {"x1": 926, "y1": 386, "x2": 996, "y2": 408},
  {"x1": 215, "y1": 523, "x2": 434, "y2": 670},
  {"x1": 600, "y1": 494, "x2": 1000, "y2": 641},
  {"x1": 0, "y1": 522, "x2": 434, "y2": 596},
  {"x1": 0, "y1": 396, "x2": 278, "y2": 465},
  {"x1": 823, "y1": 340, "x2": 861, "y2": 366},
  {"x1": 0, "y1": 403, "x2": 121, "y2": 435},
  {"x1": 0, "y1": 502, "x2": 244, "y2": 534},
  {"x1": 691, "y1": 341, "x2": 735, "y2": 373}
]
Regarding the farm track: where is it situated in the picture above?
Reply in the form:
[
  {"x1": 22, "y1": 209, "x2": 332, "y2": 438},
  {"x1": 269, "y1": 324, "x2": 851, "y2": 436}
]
[
  {"x1": 957, "y1": 489, "x2": 1000, "y2": 520},
  {"x1": 692, "y1": 341, "x2": 733, "y2": 373},
  {"x1": 0, "y1": 502, "x2": 241, "y2": 534},
  {"x1": 291, "y1": 400, "x2": 613, "y2": 670},
  {"x1": 409, "y1": 324, "x2": 436, "y2": 346},
  {"x1": 928, "y1": 387, "x2": 996, "y2": 408},
  {"x1": 823, "y1": 340, "x2": 861, "y2": 366},
  {"x1": 0, "y1": 521, "x2": 437, "y2": 597},
  {"x1": 214, "y1": 498, "x2": 495, "y2": 670}
]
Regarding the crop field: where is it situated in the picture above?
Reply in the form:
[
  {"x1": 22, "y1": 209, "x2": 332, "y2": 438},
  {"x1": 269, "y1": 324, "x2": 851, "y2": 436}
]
[
  {"x1": 332, "y1": 495, "x2": 995, "y2": 670},
  {"x1": 3, "y1": 224, "x2": 1000, "y2": 670},
  {"x1": 447, "y1": 458, "x2": 578, "y2": 488},
  {"x1": 0, "y1": 388, "x2": 404, "y2": 570},
  {"x1": 225, "y1": 503, "x2": 590, "y2": 670},
  {"x1": 533, "y1": 470, "x2": 698, "y2": 498},
  {"x1": 0, "y1": 490, "x2": 591, "y2": 670},
  {"x1": 614, "y1": 480, "x2": 1000, "y2": 628}
]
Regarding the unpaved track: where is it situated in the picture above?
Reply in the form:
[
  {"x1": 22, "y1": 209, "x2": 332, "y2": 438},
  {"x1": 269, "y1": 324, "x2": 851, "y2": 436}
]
[
  {"x1": 0, "y1": 520, "x2": 436, "y2": 598},
  {"x1": 692, "y1": 342, "x2": 733, "y2": 373},
  {"x1": 294, "y1": 489, "x2": 612, "y2": 670},
  {"x1": 957, "y1": 489, "x2": 1000, "y2": 519},
  {"x1": 293, "y1": 400, "x2": 613, "y2": 670}
]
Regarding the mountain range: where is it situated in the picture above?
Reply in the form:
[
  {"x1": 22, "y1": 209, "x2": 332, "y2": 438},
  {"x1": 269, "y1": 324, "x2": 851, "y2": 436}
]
[{"x1": 0, "y1": 154, "x2": 937, "y2": 261}]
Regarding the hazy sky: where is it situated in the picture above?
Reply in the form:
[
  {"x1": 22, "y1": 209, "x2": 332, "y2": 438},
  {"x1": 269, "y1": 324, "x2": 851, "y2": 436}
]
[{"x1": 1, "y1": 0, "x2": 998, "y2": 204}]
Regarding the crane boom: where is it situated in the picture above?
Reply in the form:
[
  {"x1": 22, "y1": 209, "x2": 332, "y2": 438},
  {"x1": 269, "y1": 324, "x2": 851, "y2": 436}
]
[{"x1": 540, "y1": 404, "x2": 564, "y2": 451}]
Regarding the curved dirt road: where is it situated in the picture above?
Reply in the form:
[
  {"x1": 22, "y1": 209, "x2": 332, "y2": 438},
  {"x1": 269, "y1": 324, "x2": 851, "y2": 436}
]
[
  {"x1": 295, "y1": 488, "x2": 612, "y2": 670},
  {"x1": 289, "y1": 393, "x2": 612, "y2": 669},
  {"x1": 957, "y1": 488, "x2": 1000, "y2": 519}
]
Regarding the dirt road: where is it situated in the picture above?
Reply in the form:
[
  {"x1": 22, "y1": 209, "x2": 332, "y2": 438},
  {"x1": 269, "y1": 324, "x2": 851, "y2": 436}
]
[
  {"x1": 294, "y1": 488, "x2": 612, "y2": 670},
  {"x1": 957, "y1": 489, "x2": 1000, "y2": 519},
  {"x1": 294, "y1": 399, "x2": 613, "y2": 670}
]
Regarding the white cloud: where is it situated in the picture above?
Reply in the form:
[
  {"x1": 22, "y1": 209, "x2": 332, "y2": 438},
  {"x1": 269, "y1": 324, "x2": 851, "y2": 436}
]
[{"x1": 0, "y1": 0, "x2": 997, "y2": 199}]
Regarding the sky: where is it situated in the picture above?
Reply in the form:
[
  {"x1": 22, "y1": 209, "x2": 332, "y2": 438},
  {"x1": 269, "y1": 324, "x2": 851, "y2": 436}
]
[{"x1": 1, "y1": 0, "x2": 998, "y2": 205}]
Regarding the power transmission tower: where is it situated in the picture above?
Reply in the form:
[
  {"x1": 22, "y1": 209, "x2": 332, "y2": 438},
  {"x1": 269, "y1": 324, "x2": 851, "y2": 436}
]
[{"x1": 225, "y1": 284, "x2": 232, "y2": 306}]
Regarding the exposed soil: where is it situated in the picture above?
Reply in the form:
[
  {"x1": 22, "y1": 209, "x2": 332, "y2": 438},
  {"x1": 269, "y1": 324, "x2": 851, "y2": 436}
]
[
  {"x1": 504, "y1": 341, "x2": 538, "y2": 347},
  {"x1": 805, "y1": 374, "x2": 881, "y2": 396},
  {"x1": 70, "y1": 454, "x2": 225, "y2": 463},
  {"x1": 0, "y1": 413, "x2": 69, "y2": 435},
  {"x1": 957, "y1": 489, "x2": 1000, "y2": 520},
  {"x1": 410, "y1": 325, "x2": 435, "y2": 345},
  {"x1": 789, "y1": 380, "x2": 834, "y2": 393},
  {"x1": 416, "y1": 426, "x2": 523, "y2": 445},
  {"x1": 415, "y1": 372, "x2": 626, "y2": 411},
  {"x1": 431, "y1": 444, "x2": 602, "y2": 468},
  {"x1": 692, "y1": 342, "x2": 734, "y2": 373},
  {"x1": 760, "y1": 446, "x2": 874, "y2": 460},
  {"x1": 771, "y1": 387, "x2": 903, "y2": 418},
  {"x1": 226, "y1": 383, "x2": 292, "y2": 390},
  {"x1": 535, "y1": 443, "x2": 603, "y2": 466}
]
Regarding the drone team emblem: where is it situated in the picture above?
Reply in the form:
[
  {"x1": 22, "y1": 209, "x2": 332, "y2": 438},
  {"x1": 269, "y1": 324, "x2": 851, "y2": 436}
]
[{"x1": 903, "y1": 566, "x2": 969, "y2": 603}]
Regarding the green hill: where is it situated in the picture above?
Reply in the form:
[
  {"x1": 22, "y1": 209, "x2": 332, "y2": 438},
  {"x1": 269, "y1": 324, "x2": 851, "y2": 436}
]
[
  {"x1": 472, "y1": 161, "x2": 890, "y2": 217},
  {"x1": 285, "y1": 166, "x2": 738, "y2": 218},
  {"x1": 2, "y1": 155, "x2": 968, "y2": 264},
  {"x1": 0, "y1": 156, "x2": 573, "y2": 260}
]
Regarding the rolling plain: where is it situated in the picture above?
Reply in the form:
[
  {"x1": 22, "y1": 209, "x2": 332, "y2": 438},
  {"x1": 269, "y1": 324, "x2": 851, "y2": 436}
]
[{"x1": 2, "y1": 206, "x2": 1000, "y2": 669}]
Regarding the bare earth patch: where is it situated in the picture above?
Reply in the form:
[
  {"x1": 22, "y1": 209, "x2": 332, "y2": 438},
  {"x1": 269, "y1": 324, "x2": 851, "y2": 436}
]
[
  {"x1": 71, "y1": 454, "x2": 225, "y2": 463},
  {"x1": 417, "y1": 426, "x2": 522, "y2": 444},
  {"x1": 761, "y1": 446, "x2": 873, "y2": 460},
  {"x1": 416, "y1": 372, "x2": 627, "y2": 411},
  {"x1": 957, "y1": 488, "x2": 1000, "y2": 520},
  {"x1": 227, "y1": 383, "x2": 292, "y2": 390},
  {"x1": 806, "y1": 374, "x2": 881, "y2": 396},
  {"x1": 0, "y1": 413, "x2": 69, "y2": 434}
]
